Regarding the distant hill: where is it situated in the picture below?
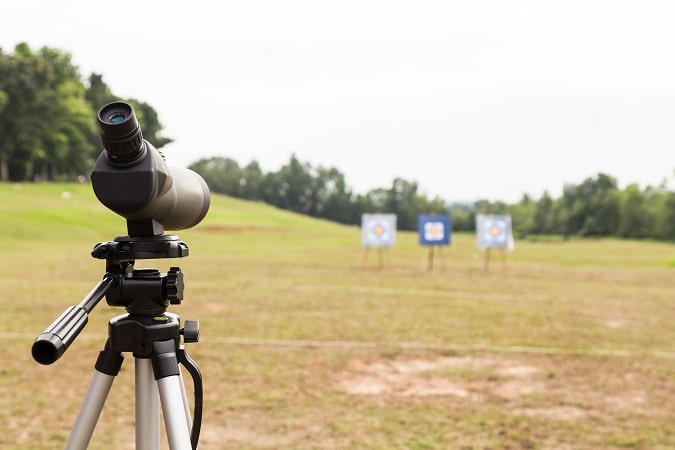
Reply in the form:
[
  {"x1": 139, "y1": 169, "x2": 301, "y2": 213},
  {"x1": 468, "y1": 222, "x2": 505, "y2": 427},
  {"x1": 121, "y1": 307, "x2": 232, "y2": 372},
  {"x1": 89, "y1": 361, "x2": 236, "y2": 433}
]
[{"x1": 0, "y1": 181, "x2": 354, "y2": 244}]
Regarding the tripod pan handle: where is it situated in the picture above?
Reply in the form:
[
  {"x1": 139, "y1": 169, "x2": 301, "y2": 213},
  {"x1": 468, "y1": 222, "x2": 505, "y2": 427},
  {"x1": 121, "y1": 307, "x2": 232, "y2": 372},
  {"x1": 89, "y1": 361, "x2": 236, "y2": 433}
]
[
  {"x1": 31, "y1": 275, "x2": 114, "y2": 365},
  {"x1": 32, "y1": 306, "x2": 88, "y2": 365}
]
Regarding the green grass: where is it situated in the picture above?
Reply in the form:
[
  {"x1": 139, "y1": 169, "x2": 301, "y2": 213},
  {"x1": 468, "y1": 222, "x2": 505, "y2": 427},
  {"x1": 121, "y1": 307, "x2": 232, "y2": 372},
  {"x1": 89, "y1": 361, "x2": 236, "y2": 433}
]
[{"x1": 1, "y1": 182, "x2": 674, "y2": 449}]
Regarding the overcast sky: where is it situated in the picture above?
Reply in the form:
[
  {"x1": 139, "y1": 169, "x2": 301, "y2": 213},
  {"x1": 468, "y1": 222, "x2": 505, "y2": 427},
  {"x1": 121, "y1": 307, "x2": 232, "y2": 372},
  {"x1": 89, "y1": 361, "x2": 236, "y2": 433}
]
[{"x1": 2, "y1": 1, "x2": 674, "y2": 202}]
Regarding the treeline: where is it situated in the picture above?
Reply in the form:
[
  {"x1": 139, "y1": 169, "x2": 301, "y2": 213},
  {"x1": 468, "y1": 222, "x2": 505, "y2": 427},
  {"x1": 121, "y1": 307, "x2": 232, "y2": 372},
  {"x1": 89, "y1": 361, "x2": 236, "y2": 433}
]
[
  {"x1": 0, "y1": 43, "x2": 170, "y2": 182},
  {"x1": 2, "y1": 43, "x2": 673, "y2": 241},
  {"x1": 190, "y1": 156, "x2": 675, "y2": 241}
]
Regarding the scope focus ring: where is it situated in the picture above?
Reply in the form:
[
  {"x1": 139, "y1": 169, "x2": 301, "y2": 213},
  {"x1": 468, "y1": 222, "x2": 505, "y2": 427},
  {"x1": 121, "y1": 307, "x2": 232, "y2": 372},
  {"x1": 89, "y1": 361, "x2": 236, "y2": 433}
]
[{"x1": 166, "y1": 267, "x2": 184, "y2": 305}]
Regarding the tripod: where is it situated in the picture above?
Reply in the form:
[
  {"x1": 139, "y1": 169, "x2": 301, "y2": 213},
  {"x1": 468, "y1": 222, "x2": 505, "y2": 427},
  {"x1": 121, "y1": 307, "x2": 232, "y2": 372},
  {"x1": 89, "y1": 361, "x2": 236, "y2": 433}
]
[{"x1": 32, "y1": 234, "x2": 203, "y2": 449}]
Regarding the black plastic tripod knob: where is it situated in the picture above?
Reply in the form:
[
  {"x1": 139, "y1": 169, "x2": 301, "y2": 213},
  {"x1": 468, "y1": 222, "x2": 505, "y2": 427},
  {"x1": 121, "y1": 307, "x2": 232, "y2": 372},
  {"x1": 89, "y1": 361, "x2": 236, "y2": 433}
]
[
  {"x1": 166, "y1": 267, "x2": 184, "y2": 305},
  {"x1": 182, "y1": 320, "x2": 200, "y2": 343},
  {"x1": 91, "y1": 242, "x2": 113, "y2": 259}
]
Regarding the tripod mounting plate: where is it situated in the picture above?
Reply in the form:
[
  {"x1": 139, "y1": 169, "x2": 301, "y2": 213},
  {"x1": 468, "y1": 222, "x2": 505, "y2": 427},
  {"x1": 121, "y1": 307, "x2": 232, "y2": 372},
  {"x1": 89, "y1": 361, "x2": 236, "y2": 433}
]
[{"x1": 92, "y1": 235, "x2": 189, "y2": 260}]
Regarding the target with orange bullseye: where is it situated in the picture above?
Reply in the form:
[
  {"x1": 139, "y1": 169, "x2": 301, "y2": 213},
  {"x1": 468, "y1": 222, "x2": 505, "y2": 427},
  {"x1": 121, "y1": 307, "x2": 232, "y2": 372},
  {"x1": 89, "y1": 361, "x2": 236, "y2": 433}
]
[
  {"x1": 476, "y1": 214, "x2": 513, "y2": 249},
  {"x1": 418, "y1": 215, "x2": 451, "y2": 246},
  {"x1": 361, "y1": 214, "x2": 397, "y2": 247}
]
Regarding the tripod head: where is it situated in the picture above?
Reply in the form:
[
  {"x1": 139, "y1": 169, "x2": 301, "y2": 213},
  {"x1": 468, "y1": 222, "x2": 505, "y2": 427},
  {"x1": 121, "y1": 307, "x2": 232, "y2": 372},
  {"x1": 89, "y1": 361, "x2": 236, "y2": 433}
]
[
  {"x1": 94, "y1": 235, "x2": 188, "y2": 314},
  {"x1": 31, "y1": 235, "x2": 189, "y2": 365}
]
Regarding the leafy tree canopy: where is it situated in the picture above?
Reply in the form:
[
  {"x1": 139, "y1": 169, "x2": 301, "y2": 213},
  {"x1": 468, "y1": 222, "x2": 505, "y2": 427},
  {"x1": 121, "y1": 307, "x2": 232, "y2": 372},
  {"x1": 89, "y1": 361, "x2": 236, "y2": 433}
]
[{"x1": 0, "y1": 43, "x2": 170, "y2": 182}]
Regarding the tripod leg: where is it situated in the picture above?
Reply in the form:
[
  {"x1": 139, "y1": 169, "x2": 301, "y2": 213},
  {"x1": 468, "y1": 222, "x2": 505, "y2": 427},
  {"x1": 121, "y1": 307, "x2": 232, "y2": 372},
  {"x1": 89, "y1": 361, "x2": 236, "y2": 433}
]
[
  {"x1": 136, "y1": 358, "x2": 160, "y2": 450},
  {"x1": 158, "y1": 375, "x2": 193, "y2": 448},
  {"x1": 178, "y1": 366, "x2": 193, "y2": 431},
  {"x1": 66, "y1": 343, "x2": 123, "y2": 450},
  {"x1": 152, "y1": 340, "x2": 192, "y2": 449}
]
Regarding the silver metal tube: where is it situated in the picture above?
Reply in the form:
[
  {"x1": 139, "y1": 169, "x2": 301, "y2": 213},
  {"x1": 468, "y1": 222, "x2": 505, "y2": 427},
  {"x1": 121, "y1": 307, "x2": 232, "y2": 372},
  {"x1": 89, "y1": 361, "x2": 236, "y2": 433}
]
[
  {"x1": 65, "y1": 370, "x2": 115, "y2": 450},
  {"x1": 158, "y1": 375, "x2": 192, "y2": 449},
  {"x1": 136, "y1": 358, "x2": 160, "y2": 450},
  {"x1": 178, "y1": 368, "x2": 193, "y2": 433}
]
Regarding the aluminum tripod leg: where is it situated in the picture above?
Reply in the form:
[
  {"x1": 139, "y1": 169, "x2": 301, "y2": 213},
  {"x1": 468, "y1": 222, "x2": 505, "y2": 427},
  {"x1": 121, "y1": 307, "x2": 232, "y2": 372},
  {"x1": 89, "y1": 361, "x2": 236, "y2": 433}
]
[
  {"x1": 136, "y1": 356, "x2": 193, "y2": 450},
  {"x1": 151, "y1": 340, "x2": 193, "y2": 449},
  {"x1": 66, "y1": 343, "x2": 123, "y2": 450},
  {"x1": 136, "y1": 358, "x2": 160, "y2": 449},
  {"x1": 65, "y1": 370, "x2": 115, "y2": 450},
  {"x1": 178, "y1": 366, "x2": 193, "y2": 429},
  {"x1": 158, "y1": 375, "x2": 193, "y2": 448}
]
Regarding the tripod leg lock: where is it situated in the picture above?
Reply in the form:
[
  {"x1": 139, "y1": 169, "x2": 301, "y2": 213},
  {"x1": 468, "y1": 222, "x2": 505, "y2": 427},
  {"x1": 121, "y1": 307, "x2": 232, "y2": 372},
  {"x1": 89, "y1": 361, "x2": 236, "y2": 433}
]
[
  {"x1": 151, "y1": 340, "x2": 180, "y2": 379},
  {"x1": 94, "y1": 340, "x2": 124, "y2": 376}
]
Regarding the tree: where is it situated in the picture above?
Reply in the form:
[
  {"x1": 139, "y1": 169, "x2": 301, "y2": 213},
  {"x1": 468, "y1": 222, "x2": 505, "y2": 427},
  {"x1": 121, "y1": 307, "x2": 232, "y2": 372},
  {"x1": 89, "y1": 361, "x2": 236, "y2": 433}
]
[
  {"x1": 562, "y1": 173, "x2": 620, "y2": 237},
  {"x1": 34, "y1": 46, "x2": 96, "y2": 180},
  {"x1": 509, "y1": 194, "x2": 536, "y2": 237},
  {"x1": 85, "y1": 73, "x2": 116, "y2": 111},
  {"x1": 316, "y1": 166, "x2": 354, "y2": 224},
  {"x1": 658, "y1": 192, "x2": 675, "y2": 240},
  {"x1": 533, "y1": 191, "x2": 555, "y2": 234},
  {"x1": 189, "y1": 157, "x2": 242, "y2": 195},
  {"x1": 0, "y1": 90, "x2": 7, "y2": 112},
  {"x1": 618, "y1": 184, "x2": 648, "y2": 238},
  {"x1": 239, "y1": 161, "x2": 264, "y2": 200},
  {"x1": 0, "y1": 44, "x2": 58, "y2": 180},
  {"x1": 644, "y1": 185, "x2": 675, "y2": 240},
  {"x1": 447, "y1": 203, "x2": 474, "y2": 231},
  {"x1": 385, "y1": 178, "x2": 423, "y2": 230},
  {"x1": 261, "y1": 154, "x2": 322, "y2": 215}
]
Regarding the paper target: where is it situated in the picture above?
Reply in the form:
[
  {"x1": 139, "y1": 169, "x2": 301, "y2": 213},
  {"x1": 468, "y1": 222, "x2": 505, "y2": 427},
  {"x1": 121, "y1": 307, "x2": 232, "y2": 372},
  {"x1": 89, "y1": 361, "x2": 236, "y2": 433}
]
[
  {"x1": 361, "y1": 214, "x2": 397, "y2": 247},
  {"x1": 476, "y1": 214, "x2": 514, "y2": 249},
  {"x1": 418, "y1": 215, "x2": 451, "y2": 246}
]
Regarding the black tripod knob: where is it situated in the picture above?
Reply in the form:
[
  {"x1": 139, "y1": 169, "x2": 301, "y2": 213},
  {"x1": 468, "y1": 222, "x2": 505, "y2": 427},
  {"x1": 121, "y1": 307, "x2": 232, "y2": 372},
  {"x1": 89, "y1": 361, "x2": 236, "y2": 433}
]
[
  {"x1": 182, "y1": 320, "x2": 200, "y2": 343},
  {"x1": 166, "y1": 267, "x2": 184, "y2": 305}
]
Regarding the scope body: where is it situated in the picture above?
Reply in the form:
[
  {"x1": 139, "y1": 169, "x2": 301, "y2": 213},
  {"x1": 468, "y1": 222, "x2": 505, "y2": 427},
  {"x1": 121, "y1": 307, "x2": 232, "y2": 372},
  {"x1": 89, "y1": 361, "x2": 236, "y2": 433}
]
[{"x1": 91, "y1": 141, "x2": 210, "y2": 232}]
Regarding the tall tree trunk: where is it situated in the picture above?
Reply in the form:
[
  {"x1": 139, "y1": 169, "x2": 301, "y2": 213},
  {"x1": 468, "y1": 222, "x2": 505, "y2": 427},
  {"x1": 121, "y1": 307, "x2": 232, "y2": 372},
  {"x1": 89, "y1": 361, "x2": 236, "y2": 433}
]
[{"x1": 0, "y1": 150, "x2": 8, "y2": 181}]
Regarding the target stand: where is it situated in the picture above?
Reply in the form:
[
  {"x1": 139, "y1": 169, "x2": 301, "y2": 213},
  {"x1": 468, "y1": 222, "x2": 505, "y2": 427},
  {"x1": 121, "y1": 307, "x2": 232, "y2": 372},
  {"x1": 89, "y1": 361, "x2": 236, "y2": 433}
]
[{"x1": 482, "y1": 247, "x2": 508, "y2": 273}]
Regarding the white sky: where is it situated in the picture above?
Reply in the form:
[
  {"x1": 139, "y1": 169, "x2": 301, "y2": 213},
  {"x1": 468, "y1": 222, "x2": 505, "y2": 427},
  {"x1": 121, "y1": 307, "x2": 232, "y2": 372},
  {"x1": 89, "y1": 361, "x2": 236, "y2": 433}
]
[{"x1": 2, "y1": 0, "x2": 674, "y2": 202}]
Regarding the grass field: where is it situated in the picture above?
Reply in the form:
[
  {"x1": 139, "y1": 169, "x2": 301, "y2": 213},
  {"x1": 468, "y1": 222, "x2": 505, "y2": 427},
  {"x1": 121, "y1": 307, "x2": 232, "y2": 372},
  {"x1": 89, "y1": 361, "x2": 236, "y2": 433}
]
[{"x1": 1, "y1": 182, "x2": 674, "y2": 449}]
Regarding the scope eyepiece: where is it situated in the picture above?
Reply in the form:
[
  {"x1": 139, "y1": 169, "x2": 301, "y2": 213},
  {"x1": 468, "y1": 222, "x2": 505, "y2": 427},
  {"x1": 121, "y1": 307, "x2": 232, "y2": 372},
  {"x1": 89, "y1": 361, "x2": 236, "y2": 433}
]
[{"x1": 98, "y1": 102, "x2": 145, "y2": 164}]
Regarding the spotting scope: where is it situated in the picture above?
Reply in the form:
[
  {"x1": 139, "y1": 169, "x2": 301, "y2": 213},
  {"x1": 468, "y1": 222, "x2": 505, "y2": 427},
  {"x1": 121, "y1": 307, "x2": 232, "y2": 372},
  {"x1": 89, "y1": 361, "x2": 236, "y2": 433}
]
[{"x1": 92, "y1": 101, "x2": 210, "y2": 236}]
